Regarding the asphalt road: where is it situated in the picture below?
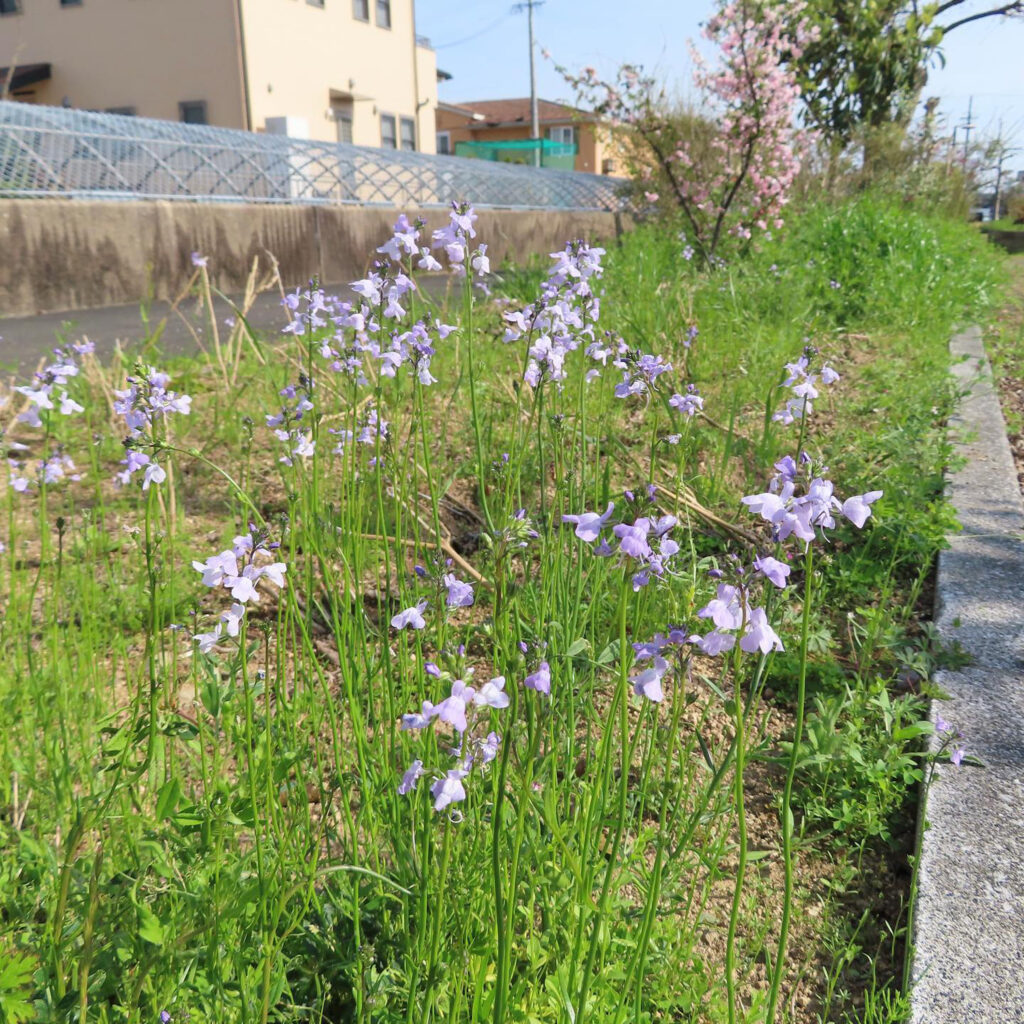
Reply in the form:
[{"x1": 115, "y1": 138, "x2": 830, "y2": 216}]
[{"x1": 1, "y1": 275, "x2": 463, "y2": 376}]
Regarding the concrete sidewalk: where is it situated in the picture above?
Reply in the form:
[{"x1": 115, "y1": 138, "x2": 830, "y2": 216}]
[{"x1": 910, "y1": 326, "x2": 1024, "y2": 1023}]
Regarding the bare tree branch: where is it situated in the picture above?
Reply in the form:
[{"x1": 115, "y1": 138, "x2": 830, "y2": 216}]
[{"x1": 939, "y1": 1, "x2": 1024, "y2": 33}]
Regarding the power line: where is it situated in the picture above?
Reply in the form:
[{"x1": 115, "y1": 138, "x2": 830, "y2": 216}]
[{"x1": 434, "y1": 12, "x2": 514, "y2": 50}]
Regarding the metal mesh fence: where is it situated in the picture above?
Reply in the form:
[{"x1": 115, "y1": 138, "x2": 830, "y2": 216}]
[{"x1": 0, "y1": 101, "x2": 627, "y2": 211}]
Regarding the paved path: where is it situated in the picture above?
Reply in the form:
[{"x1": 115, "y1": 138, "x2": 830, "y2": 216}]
[
  {"x1": 1, "y1": 288, "x2": 293, "y2": 374},
  {"x1": 1, "y1": 276, "x2": 460, "y2": 375},
  {"x1": 910, "y1": 325, "x2": 1024, "y2": 1023}
]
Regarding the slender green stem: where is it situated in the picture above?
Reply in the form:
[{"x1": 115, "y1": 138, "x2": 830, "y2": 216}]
[
  {"x1": 576, "y1": 578, "x2": 632, "y2": 1024},
  {"x1": 765, "y1": 544, "x2": 815, "y2": 1023},
  {"x1": 725, "y1": 605, "x2": 749, "y2": 1024}
]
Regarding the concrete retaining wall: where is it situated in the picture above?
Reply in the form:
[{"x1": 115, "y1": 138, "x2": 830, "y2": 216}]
[{"x1": 0, "y1": 200, "x2": 632, "y2": 318}]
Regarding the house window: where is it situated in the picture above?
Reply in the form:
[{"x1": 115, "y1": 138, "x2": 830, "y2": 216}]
[
  {"x1": 179, "y1": 101, "x2": 208, "y2": 125},
  {"x1": 375, "y1": 0, "x2": 390, "y2": 28},
  {"x1": 548, "y1": 125, "x2": 576, "y2": 148},
  {"x1": 380, "y1": 113, "x2": 397, "y2": 149},
  {"x1": 352, "y1": 0, "x2": 369, "y2": 19},
  {"x1": 307, "y1": 0, "x2": 324, "y2": 7},
  {"x1": 331, "y1": 96, "x2": 354, "y2": 144},
  {"x1": 0, "y1": 0, "x2": 21, "y2": 15},
  {"x1": 60, "y1": 0, "x2": 83, "y2": 6},
  {"x1": 436, "y1": 131, "x2": 451, "y2": 155},
  {"x1": 400, "y1": 117, "x2": 416, "y2": 151}
]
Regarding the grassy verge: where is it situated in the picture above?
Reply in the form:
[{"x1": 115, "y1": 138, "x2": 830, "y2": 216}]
[
  {"x1": 984, "y1": 219, "x2": 1024, "y2": 233},
  {"x1": 0, "y1": 195, "x2": 1002, "y2": 1024}
]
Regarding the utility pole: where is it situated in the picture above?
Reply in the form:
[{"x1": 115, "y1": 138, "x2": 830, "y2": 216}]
[
  {"x1": 512, "y1": 0, "x2": 544, "y2": 166},
  {"x1": 960, "y1": 96, "x2": 975, "y2": 168}
]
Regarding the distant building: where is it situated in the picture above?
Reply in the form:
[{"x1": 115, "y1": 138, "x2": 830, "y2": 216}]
[
  {"x1": 0, "y1": 0, "x2": 438, "y2": 151},
  {"x1": 435, "y1": 98, "x2": 624, "y2": 176}
]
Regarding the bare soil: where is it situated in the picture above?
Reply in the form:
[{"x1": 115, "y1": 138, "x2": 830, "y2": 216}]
[{"x1": 986, "y1": 256, "x2": 1024, "y2": 495}]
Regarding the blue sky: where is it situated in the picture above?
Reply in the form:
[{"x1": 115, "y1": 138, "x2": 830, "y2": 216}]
[{"x1": 417, "y1": 0, "x2": 1024, "y2": 167}]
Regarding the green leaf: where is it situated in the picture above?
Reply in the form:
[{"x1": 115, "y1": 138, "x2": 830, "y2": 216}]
[
  {"x1": 171, "y1": 805, "x2": 205, "y2": 831},
  {"x1": 893, "y1": 722, "x2": 932, "y2": 741},
  {"x1": 565, "y1": 638, "x2": 591, "y2": 658},
  {"x1": 137, "y1": 904, "x2": 164, "y2": 947},
  {"x1": 155, "y1": 777, "x2": 182, "y2": 821},
  {"x1": 0, "y1": 952, "x2": 35, "y2": 991},
  {"x1": 696, "y1": 731, "x2": 716, "y2": 772}
]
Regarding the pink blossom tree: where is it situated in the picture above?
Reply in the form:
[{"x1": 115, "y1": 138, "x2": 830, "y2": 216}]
[{"x1": 560, "y1": 0, "x2": 815, "y2": 261}]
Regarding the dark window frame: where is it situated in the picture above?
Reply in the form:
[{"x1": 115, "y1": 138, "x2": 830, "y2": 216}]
[
  {"x1": 352, "y1": 0, "x2": 369, "y2": 20},
  {"x1": 399, "y1": 116, "x2": 416, "y2": 152},
  {"x1": 60, "y1": 0, "x2": 84, "y2": 7},
  {"x1": 380, "y1": 112, "x2": 397, "y2": 149},
  {"x1": 436, "y1": 131, "x2": 451, "y2": 155},
  {"x1": 375, "y1": 0, "x2": 391, "y2": 29},
  {"x1": 179, "y1": 100, "x2": 209, "y2": 125},
  {"x1": 0, "y1": 0, "x2": 22, "y2": 16}
]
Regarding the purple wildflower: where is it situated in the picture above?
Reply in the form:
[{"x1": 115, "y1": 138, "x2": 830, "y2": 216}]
[
  {"x1": 632, "y1": 656, "x2": 668, "y2": 703},
  {"x1": 443, "y1": 572, "x2": 475, "y2": 608},
  {"x1": 401, "y1": 700, "x2": 437, "y2": 730},
  {"x1": 840, "y1": 491, "x2": 883, "y2": 529},
  {"x1": 431, "y1": 769, "x2": 468, "y2": 812},
  {"x1": 698, "y1": 584, "x2": 747, "y2": 630},
  {"x1": 391, "y1": 601, "x2": 427, "y2": 630},
  {"x1": 377, "y1": 213, "x2": 421, "y2": 263},
  {"x1": 524, "y1": 661, "x2": 551, "y2": 696},
  {"x1": 613, "y1": 518, "x2": 653, "y2": 559},
  {"x1": 739, "y1": 607, "x2": 784, "y2": 654},
  {"x1": 398, "y1": 759, "x2": 425, "y2": 795},
  {"x1": 753, "y1": 554, "x2": 791, "y2": 589},
  {"x1": 434, "y1": 679, "x2": 475, "y2": 733},
  {"x1": 743, "y1": 459, "x2": 883, "y2": 544},
  {"x1": 476, "y1": 731, "x2": 501, "y2": 764},
  {"x1": 474, "y1": 676, "x2": 510, "y2": 710},
  {"x1": 562, "y1": 501, "x2": 615, "y2": 543},
  {"x1": 669, "y1": 386, "x2": 704, "y2": 417},
  {"x1": 691, "y1": 629, "x2": 736, "y2": 656}
]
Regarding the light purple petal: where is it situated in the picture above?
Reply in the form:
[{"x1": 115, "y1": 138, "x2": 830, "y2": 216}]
[
  {"x1": 391, "y1": 601, "x2": 428, "y2": 630},
  {"x1": 524, "y1": 661, "x2": 551, "y2": 696}
]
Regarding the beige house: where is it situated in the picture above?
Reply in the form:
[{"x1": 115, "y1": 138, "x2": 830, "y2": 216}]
[
  {"x1": 435, "y1": 98, "x2": 624, "y2": 176},
  {"x1": 0, "y1": 0, "x2": 438, "y2": 152}
]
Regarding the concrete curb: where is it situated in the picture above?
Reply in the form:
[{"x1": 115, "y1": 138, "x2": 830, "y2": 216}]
[{"x1": 910, "y1": 326, "x2": 1024, "y2": 1023}]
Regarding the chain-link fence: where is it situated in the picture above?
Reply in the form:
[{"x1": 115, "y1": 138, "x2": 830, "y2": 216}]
[{"x1": 0, "y1": 101, "x2": 626, "y2": 211}]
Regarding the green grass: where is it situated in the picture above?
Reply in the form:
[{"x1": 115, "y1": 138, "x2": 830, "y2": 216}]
[
  {"x1": 984, "y1": 219, "x2": 1024, "y2": 232},
  {"x1": 0, "y1": 194, "x2": 1003, "y2": 1024}
]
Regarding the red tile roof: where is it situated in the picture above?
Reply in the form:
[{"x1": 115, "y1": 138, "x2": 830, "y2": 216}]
[{"x1": 445, "y1": 98, "x2": 593, "y2": 126}]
